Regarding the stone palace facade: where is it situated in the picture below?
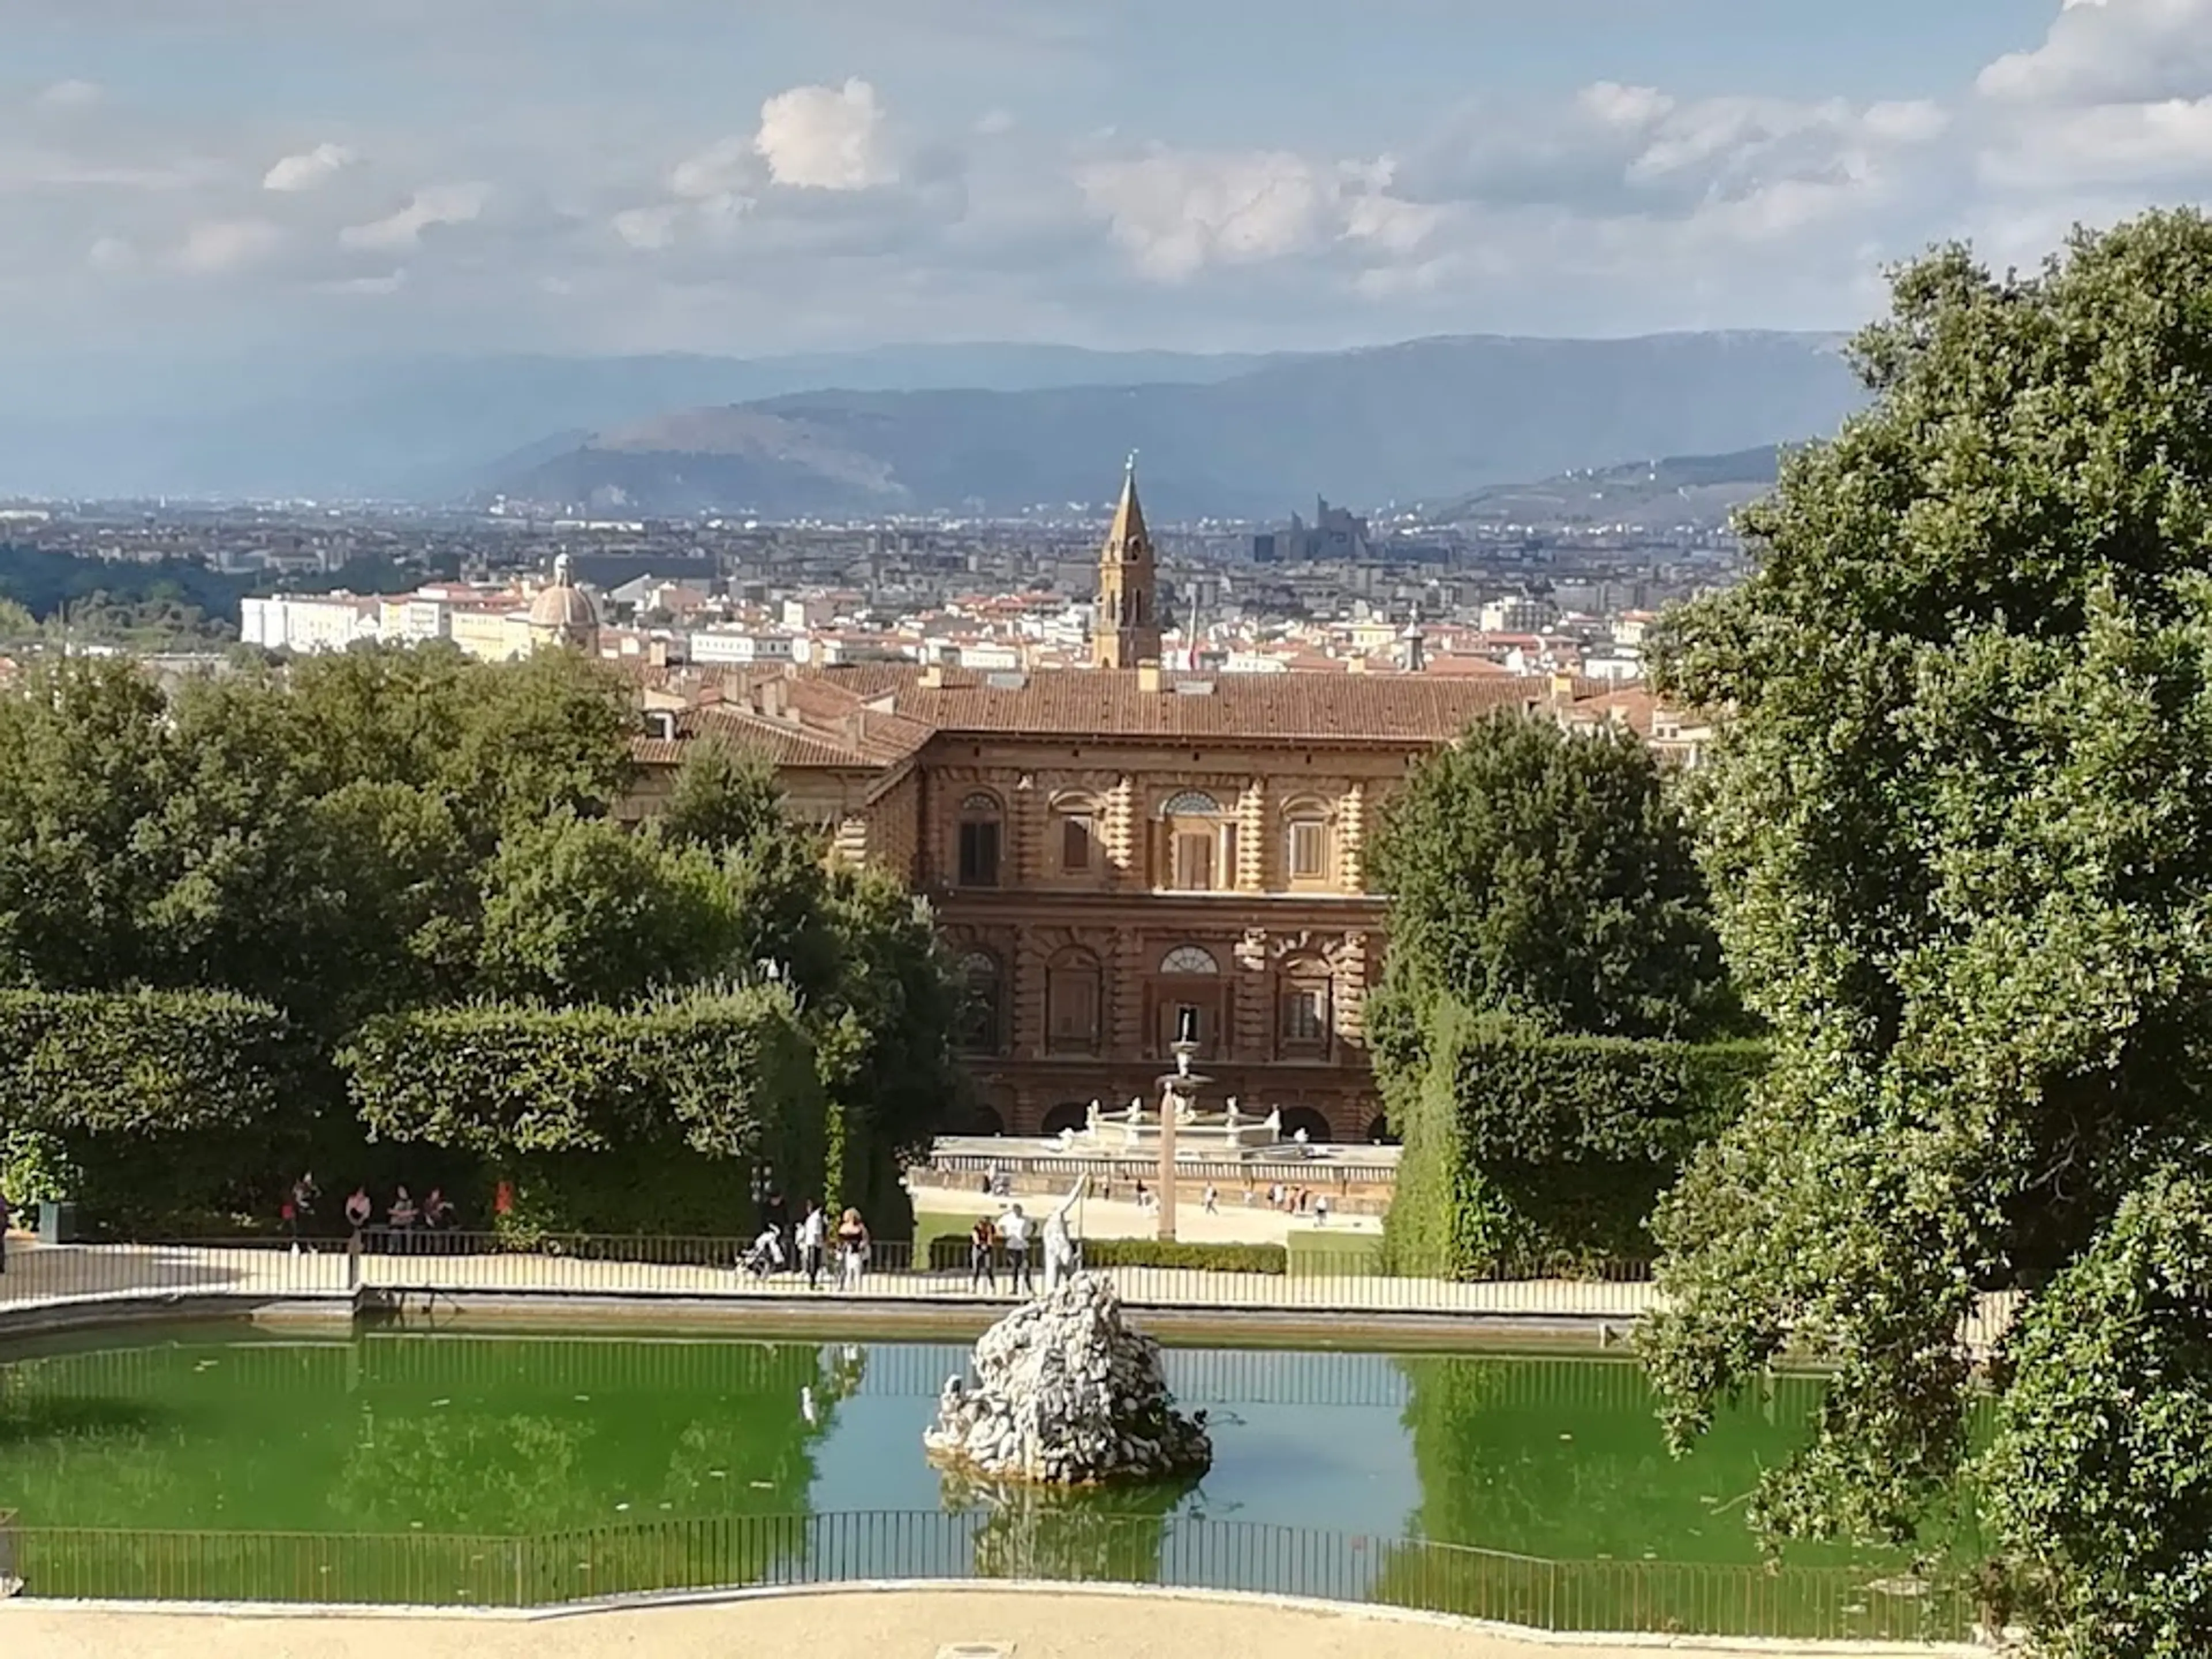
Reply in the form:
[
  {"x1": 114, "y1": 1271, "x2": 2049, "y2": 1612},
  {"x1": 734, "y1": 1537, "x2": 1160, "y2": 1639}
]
[{"x1": 624, "y1": 465, "x2": 1562, "y2": 1142}]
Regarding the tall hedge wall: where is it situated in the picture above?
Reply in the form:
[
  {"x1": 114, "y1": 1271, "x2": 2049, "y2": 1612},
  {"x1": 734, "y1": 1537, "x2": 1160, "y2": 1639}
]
[
  {"x1": 0, "y1": 988, "x2": 302, "y2": 1230},
  {"x1": 1384, "y1": 1001, "x2": 1767, "y2": 1277},
  {"x1": 340, "y1": 986, "x2": 828, "y2": 1235}
]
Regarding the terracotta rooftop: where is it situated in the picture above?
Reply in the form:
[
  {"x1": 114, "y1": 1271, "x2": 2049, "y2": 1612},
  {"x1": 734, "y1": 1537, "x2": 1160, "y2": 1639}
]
[{"x1": 806, "y1": 663, "x2": 1556, "y2": 743}]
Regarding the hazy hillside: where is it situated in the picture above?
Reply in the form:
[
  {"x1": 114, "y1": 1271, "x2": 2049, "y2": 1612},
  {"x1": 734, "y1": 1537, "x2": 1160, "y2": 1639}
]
[
  {"x1": 0, "y1": 343, "x2": 1273, "y2": 502},
  {"x1": 484, "y1": 332, "x2": 1861, "y2": 519},
  {"x1": 1427, "y1": 444, "x2": 1787, "y2": 529}
]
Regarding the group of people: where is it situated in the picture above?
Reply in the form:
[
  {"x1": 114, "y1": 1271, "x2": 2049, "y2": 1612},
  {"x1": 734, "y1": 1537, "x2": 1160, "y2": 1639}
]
[
  {"x1": 280, "y1": 1173, "x2": 460, "y2": 1253},
  {"x1": 745, "y1": 1198, "x2": 873, "y2": 1291}
]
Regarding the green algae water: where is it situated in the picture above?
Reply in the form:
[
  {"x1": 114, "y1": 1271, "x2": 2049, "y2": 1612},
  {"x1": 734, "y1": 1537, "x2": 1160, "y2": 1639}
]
[{"x1": 0, "y1": 1325, "x2": 1975, "y2": 1638}]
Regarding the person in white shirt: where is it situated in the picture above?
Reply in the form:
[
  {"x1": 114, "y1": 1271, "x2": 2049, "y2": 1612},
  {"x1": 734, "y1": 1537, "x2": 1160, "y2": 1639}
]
[
  {"x1": 998, "y1": 1205, "x2": 1035, "y2": 1294},
  {"x1": 795, "y1": 1200, "x2": 827, "y2": 1289},
  {"x1": 1203, "y1": 1184, "x2": 1219, "y2": 1215}
]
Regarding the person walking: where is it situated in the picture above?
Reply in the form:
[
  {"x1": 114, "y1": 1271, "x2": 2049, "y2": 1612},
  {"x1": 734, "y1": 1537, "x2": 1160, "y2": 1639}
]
[
  {"x1": 968, "y1": 1214, "x2": 998, "y2": 1293},
  {"x1": 1203, "y1": 1183, "x2": 1219, "y2": 1215},
  {"x1": 998, "y1": 1203, "x2": 1034, "y2": 1295},
  {"x1": 834, "y1": 1207, "x2": 870, "y2": 1291},
  {"x1": 796, "y1": 1199, "x2": 827, "y2": 1290}
]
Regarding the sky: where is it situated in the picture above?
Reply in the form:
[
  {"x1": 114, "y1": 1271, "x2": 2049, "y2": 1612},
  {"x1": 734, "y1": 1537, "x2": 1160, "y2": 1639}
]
[{"x1": 1, "y1": 0, "x2": 2206, "y2": 364}]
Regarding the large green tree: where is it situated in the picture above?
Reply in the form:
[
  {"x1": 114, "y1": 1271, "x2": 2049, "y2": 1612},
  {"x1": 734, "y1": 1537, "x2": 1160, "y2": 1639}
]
[
  {"x1": 1646, "y1": 209, "x2": 2212, "y2": 1647},
  {"x1": 1368, "y1": 709, "x2": 1730, "y2": 1051}
]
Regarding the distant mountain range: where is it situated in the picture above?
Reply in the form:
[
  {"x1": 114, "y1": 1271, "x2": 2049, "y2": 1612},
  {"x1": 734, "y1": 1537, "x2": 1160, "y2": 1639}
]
[
  {"x1": 476, "y1": 334, "x2": 1859, "y2": 520},
  {"x1": 0, "y1": 334, "x2": 1862, "y2": 513}
]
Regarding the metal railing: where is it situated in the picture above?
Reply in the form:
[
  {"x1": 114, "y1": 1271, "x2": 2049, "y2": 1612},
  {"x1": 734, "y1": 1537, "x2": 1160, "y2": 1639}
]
[
  {"x1": 0, "y1": 1510, "x2": 1973, "y2": 1642},
  {"x1": 0, "y1": 1233, "x2": 1660, "y2": 1320}
]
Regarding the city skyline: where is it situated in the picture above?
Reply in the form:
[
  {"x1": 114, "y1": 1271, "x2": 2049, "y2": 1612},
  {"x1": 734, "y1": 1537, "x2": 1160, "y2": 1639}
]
[{"x1": 0, "y1": 0, "x2": 2199, "y2": 370}]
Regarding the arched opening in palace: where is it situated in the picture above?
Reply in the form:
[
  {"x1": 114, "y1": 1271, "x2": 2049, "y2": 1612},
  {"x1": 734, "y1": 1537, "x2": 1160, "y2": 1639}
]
[
  {"x1": 1366, "y1": 1115, "x2": 1399, "y2": 1146},
  {"x1": 1039, "y1": 1101, "x2": 1090, "y2": 1138},
  {"x1": 1276, "y1": 1105, "x2": 1335, "y2": 1144},
  {"x1": 952, "y1": 1101, "x2": 1007, "y2": 1137}
]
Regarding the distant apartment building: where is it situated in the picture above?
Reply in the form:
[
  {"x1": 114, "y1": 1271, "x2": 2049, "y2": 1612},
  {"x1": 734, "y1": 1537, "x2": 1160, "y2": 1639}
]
[
  {"x1": 1478, "y1": 595, "x2": 1552, "y2": 633},
  {"x1": 240, "y1": 594, "x2": 381, "y2": 653},
  {"x1": 688, "y1": 630, "x2": 796, "y2": 666}
]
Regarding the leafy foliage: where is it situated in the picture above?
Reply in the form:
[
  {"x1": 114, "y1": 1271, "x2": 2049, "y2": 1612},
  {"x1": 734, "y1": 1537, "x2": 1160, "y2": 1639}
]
[
  {"x1": 343, "y1": 987, "x2": 816, "y2": 1160},
  {"x1": 1642, "y1": 211, "x2": 2212, "y2": 1596},
  {"x1": 1368, "y1": 710, "x2": 1732, "y2": 1047},
  {"x1": 1980, "y1": 1171, "x2": 2212, "y2": 1658},
  {"x1": 1384, "y1": 1002, "x2": 1765, "y2": 1275},
  {"x1": 0, "y1": 643, "x2": 961, "y2": 1234},
  {"x1": 0, "y1": 988, "x2": 294, "y2": 1136}
]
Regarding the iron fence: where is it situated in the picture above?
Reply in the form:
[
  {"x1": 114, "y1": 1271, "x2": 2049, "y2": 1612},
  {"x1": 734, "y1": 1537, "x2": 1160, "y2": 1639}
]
[{"x1": 0, "y1": 1509, "x2": 1974, "y2": 1642}]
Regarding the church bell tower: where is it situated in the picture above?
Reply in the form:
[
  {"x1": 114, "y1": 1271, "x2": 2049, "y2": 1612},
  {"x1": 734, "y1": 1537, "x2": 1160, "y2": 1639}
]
[{"x1": 1093, "y1": 453, "x2": 1161, "y2": 669}]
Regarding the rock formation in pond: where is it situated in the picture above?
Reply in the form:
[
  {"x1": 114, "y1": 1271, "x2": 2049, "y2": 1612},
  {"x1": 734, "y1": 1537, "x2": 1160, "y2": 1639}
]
[{"x1": 923, "y1": 1273, "x2": 1213, "y2": 1486}]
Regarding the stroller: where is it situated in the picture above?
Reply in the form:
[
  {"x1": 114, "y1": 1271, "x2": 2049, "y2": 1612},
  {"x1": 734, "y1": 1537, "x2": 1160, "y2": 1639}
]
[{"x1": 740, "y1": 1229, "x2": 787, "y2": 1278}]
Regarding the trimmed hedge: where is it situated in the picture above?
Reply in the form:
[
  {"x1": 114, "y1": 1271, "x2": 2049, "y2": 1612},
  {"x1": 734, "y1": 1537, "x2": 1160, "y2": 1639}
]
[
  {"x1": 927, "y1": 1234, "x2": 1289, "y2": 1275},
  {"x1": 0, "y1": 988, "x2": 296, "y2": 1136},
  {"x1": 0, "y1": 988, "x2": 303, "y2": 1230},
  {"x1": 340, "y1": 986, "x2": 829, "y2": 1236},
  {"x1": 1385, "y1": 1001, "x2": 1767, "y2": 1278}
]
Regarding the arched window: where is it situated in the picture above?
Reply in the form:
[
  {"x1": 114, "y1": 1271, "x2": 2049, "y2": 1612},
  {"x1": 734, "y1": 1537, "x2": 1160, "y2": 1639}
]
[
  {"x1": 1160, "y1": 793, "x2": 1232, "y2": 890},
  {"x1": 1047, "y1": 947, "x2": 1103, "y2": 1055},
  {"x1": 1160, "y1": 945, "x2": 1220, "y2": 976},
  {"x1": 1278, "y1": 957, "x2": 1333, "y2": 1052},
  {"x1": 958, "y1": 949, "x2": 1003, "y2": 1054},
  {"x1": 1282, "y1": 799, "x2": 1334, "y2": 885},
  {"x1": 1278, "y1": 1105, "x2": 1335, "y2": 1145},
  {"x1": 957, "y1": 792, "x2": 1002, "y2": 888},
  {"x1": 1161, "y1": 791, "x2": 1221, "y2": 818}
]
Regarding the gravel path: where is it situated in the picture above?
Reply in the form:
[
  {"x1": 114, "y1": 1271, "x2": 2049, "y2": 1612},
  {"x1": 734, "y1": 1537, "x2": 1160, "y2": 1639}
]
[{"x1": 0, "y1": 1587, "x2": 1977, "y2": 1659}]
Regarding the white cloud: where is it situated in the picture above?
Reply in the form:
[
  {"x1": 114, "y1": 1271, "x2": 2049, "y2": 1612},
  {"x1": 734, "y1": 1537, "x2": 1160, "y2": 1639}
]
[
  {"x1": 1075, "y1": 149, "x2": 1344, "y2": 282},
  {"x1": 1979, "y1": 0, "x2": 2212, "y2": 105},
  {"x1": 85, "y1": 234, "x2": 134, "y2": 272},
  {"x1": 1397, "y1": 81, "x2": 1946, "y2": 228},
  {"x1": 1974, "y1": 0, "x2": 2212, "y2": 191},
  {"x1": 171, "y1": 218, "x2": 282, "y2": 274},
  {"x1": 754, "y1": 78, "x2": 895, "y2": 190},
  {"x1": 339, "y1": 182, "x2": 491, "y2": 251},
  {"x1": 263, "y1": 142, "x2": 358, "y2": 192}
]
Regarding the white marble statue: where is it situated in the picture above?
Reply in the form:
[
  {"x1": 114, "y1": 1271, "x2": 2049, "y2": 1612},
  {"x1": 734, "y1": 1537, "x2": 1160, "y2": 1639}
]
[
  {"x1": 1041, "y1": 1177, "x2": 1084, "y2": 1294},
  {"x1": 1126, "y1": 1096, "x2": 1143, "y2": 1124},
  {"x1": 1086, "y1": 1099, "x2": 1103, "y2": 1136},
  {"x1": 1225, "y1": 1096, "x2": 1240, "y2": 1127},
  {"x1": 1264, "y1": 1107, "x2": 1283, "y2": 1135}
]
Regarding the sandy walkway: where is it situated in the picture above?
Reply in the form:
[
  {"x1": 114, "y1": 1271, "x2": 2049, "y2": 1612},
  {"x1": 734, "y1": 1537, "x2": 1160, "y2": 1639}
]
[
  {"x1": 0, "y1": 1588, "x2": 1972, "y2": 1659},
  {"x1": 914, "y1": 1187, "x2": 1384, "y2": 1246}
]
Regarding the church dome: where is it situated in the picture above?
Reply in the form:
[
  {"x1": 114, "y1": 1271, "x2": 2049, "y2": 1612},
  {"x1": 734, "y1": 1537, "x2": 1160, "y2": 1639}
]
[{"x1": 527, "y1": 553, "x2": 600, "y2": 646}]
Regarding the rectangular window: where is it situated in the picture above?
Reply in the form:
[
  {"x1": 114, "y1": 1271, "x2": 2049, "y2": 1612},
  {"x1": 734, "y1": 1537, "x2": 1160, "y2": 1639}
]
[
  {"x1": 1048, "y1": 973, "x2": 1099, "y2": 1053},
  {"x1": 1281, "y1": 987, "x2": 1327, "y2": 1044},
  {"x1": 1289, "y1": 820, "x2": 1328, "y2": 880},
  {"x1": 957, "y1": 820, "x2": 1001, "y2": 887},
  {"x1": 1172, "y1": 830, "x2": 1214, "y2": 891},
  {"x1": 1061, "y1": 814, "x2": 1095, "y2": 873}
]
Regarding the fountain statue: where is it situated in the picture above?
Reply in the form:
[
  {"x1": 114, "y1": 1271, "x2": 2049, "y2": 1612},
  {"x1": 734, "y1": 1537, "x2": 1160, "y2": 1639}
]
[
  {"x1": 1225, "y1": 1095, "x2": 1240, "y2": 1128},
  {"x1": 1264, "y1": 1107, "x2": 1282, "y2": 1135},
  {"x1": 1124, "y1": 1096, "x2": 1143, "y2": 1125},
  {"x1": 925, "y1": 1275, "x2": 1212, "y2": 1487},
  {"x1": 1086, "y1": 1099, "x2": 1103, "y2": 1136},
  {"x1": 1041, "y1": 1178, "x2": 1084, "y2": 1295}
]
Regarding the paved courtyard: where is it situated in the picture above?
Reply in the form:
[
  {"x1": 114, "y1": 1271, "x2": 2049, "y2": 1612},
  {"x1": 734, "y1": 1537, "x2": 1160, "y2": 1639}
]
[{"x1": 0, "y1": 1588, "x2": 1980, "y2": 1659}]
